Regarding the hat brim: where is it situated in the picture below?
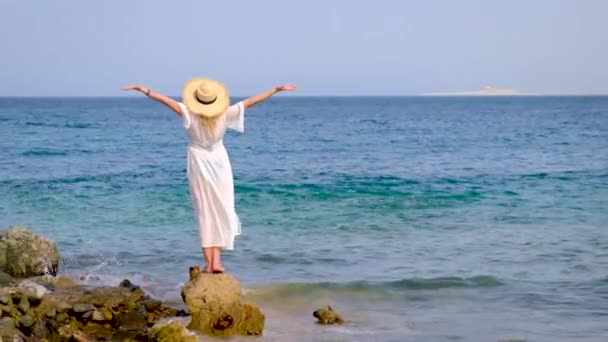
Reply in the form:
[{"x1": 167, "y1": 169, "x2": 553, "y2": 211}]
[{"x1": 182, "y1": 78, "x2": 230, "y2": 118}]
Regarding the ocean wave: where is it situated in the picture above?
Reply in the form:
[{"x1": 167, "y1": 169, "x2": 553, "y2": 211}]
[
  {"x1": 246, "y1": 275, "x2": 503, "y2": 299},
  {"x1": 237, "y1": 179, "x2": 483, "y2": 210},
  {"x1": 0, "y1": 169, "x2": 174, "y2": 189},
  {"x1": 21, "y1": 148, "x2": 68, "y2": 156},
  {"x1": 25, "y1": 121, "x2": 95, "y2": 129}
]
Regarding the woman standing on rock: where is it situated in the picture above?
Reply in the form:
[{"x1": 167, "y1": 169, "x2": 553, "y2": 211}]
[{"x1": 122, "y1": 79, "x2": 297, "y2": 273}]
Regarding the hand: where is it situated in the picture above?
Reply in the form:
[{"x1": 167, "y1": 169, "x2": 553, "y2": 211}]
[
  {"x1": 275, "y1": 85, "x2": 298, "y2": 92},
  {"x1": 122, "y1": 84, "x2": 144, "y2": 92}
]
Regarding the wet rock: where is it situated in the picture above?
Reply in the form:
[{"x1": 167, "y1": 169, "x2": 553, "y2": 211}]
[
  {"x1": 113, "y1": 309, "x2": 148, "y2": 331},
  {"x1": 313, "y1": 305, "x2": 345, "y2": 324},
  {"x1": 148, "y1": 320, "x2": 198, "y2": 342},
  {"x1": 0, "y1": 271, "x2": 15, "y2": 287},
  {"x1": 0, "y1": 225, "x2": 60, "y2": 278},
  {"x1": 119, "y1": 278, "x2": 140, "y2": 292},
  {"x1": 181, "y1": 271, "x2": 265, "y2": 336},
  {"x1": 144, "y1": 299, "x2": 162, "y2": 312},
  {"x1": 30, "y1": 275, "x2": 81, "y2": 290},
  {"x1": 17, "y1": 280, "x2": 47, "y2": 300}
]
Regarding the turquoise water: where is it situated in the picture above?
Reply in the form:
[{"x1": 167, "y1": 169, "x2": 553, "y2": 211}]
[{"x1": 1, "y1": 96, "x2": 607, "y2": 341}]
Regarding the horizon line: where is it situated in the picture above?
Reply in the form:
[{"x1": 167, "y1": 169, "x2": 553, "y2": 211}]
[{"x1": 2, "y1": 93, "x2": 608, "y2": 98}]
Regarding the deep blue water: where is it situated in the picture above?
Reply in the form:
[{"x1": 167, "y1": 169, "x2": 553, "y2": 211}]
[{"x1": 1, "y1": 96, "x2": 607, "y2": 341}]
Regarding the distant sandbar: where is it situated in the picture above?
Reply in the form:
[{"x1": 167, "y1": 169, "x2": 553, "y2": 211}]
[{"x1": 424, "y1": 86, "x2": 524, "y2": 96}]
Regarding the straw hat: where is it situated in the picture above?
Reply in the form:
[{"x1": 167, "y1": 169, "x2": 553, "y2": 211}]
[{"x1": 182, "y1": 78, "x2": 230, "y2": 118}]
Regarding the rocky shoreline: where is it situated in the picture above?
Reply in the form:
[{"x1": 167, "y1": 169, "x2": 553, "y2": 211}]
[
  {"x1": 0, "y1": 226, "x2": 265, "y2": 341},
  {"x1": 1, "y1": 225, "x2": 344, "y2": 341}
]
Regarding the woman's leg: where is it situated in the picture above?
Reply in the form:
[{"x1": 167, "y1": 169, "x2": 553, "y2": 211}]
[
  {"x1": 202, "y1": 247, "x2": 213, "y2": 273},
  {"x1": 212, "y1": 247, "x2": 225, "y2": 273}
]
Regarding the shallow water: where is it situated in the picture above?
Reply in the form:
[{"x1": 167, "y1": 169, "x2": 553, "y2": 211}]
[{"x1": 1, "y1": 96, "x2": 607, "y2": 341}]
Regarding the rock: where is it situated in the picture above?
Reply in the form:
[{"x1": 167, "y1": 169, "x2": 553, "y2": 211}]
[
  {"x1": 55, "y1": 312, "x2": 69, "y2": 323},
  {"x1": 17, "y1": 296, "x2": 30, "y2": 313},
  {"x1": 71, "y1": 330, "x2": 90, "y2": 342},
  {"x1": 0, "y1": 225, "x2": 60, "y2": 278},
  {"x1": 54, "y1": 300, "x2": 73, "y2": 313},
  {"x1": 119, "y1": 278, "x2": 139, "y2": 292},
  {"x1": 181, "y1": 273, "x2": 242, "y2": 310},
  {"x1": 81, "y1": 322, "x2": 115, "y2": 340},
  {"x1": 73, "y1": 303, "x2": 95, "y2": 314},
  {"x1": 82, "y1": 310, "x2": 93, "y2": 320},
  {"x1": 188, "y1": 266, "x2": 201, "y2": 280},
  {"x1": 148, "y1": 320, "x2": 198, "y2": 342},
  {"x1": 313, "y1": 305, "x2": 345, "y2": 324},
  {"x1": 32, "y1": 320, "x2": 50, "y2": 338},
  {"x1": 17, "y1": 280, "x2": 47, "y2": 300},
  {"x1": 18, "y1": 314, "x2": 35, "y2": 328},
  {"x1": 0, "y1": 316, "x2": 24, "y2": 340},
  {"x1": 0, "y1": 271, "x2": 15, "y2": 287},
  {"x1": 57, "y1": 324, "x2": 91, "y2": 341},
  {"x1": 144, "y1": 299, "x2": 162, "y2": 312},
  {"x1": 91, "y1": 309, "x2": 105, "y2": 321},
  {"x1": 0, "y1": 277, "x2": 185, "y2": 341},
  {"x1": 57, "y1": 324, "x2": 75, "y2": 339},
  {"x1": 100, "y1": 306, "x2": 113, "y2": 321},
  {"x1": 44, "y1": 307, "x2": 56, "y2": 318},
  {"x1": 181, "y1": 271, "x2": 265, "y2": 336},
  {"x1": 201, "y1": 301, "x2": 265, "y2": 336},
  {"x1": 30, "y1": 275, "x2": 81, "y2": 290},
  {"x1": 0, "y1": 289, "x2": 11, "y2": 305},
  {"x1": 113, "y1": 309, "x2": 147, "y2": 331},
  {"x1": 71, "y1": 330, "x2": 91, "y2": 342}
]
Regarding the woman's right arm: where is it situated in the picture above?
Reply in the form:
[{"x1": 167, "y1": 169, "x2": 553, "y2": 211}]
[
  {"x1": 122, "y1": 84, "x2": 182, "y2": 116},
  {"x1": 242, "y1": 85, "x2": 298, "y2": 110}
]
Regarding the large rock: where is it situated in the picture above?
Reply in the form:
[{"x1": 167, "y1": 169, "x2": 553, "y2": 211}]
[
  {"x1": 148, "y1": 320, "x2": 198, "y2": 342},
  {"x1": 181, "y1": 269, "x2": 265, "y2": 336},
  {"x1": 0, "y1": 226, "x2": 59, "y2": 278},
  {"x1": 181, "y1": 271, "x2": 241, "y2": 309}
]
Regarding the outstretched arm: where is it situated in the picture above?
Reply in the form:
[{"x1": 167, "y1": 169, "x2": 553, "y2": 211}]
[
  {"x1": 122, "y1": 85, "x2": 182, "y2": 116},
  {"x1": 242, "y1": 85, "x2": 297, "y2": 110}
]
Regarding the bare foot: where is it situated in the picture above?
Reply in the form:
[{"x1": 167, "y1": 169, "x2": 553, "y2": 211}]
[
  {"x1": 211, "y1": 265, "x2": 225, "y2": 274},
  {"x1": 203, "y1": 265, "x2": 213, "y2": 273}
]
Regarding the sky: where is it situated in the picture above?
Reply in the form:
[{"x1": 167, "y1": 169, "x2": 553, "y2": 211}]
[{"x1": 0, "y1": 0, "x2": 606, "y2": 96}]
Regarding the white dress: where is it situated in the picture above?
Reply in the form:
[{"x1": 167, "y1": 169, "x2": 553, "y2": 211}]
[{"x1": 178, "y1": 101, "x2": 245, "y2": 250}]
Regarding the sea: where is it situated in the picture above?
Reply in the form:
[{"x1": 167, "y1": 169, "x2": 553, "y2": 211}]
[{"x1": 1, "y1": 96, "x2": 607, "y2": 341}]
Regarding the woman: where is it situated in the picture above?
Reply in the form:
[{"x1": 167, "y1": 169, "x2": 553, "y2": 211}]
[{"x1": 122, "y1": 79, "x2": 297, "y2": 273}]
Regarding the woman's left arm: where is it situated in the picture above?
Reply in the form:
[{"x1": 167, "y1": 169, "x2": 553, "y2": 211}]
[
  {"x1": 122, "y1": 84, "x2": 182, "y2": 116},
  {"x1": 242, "y1": 85, "x2": 297, "y2": 110}
]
